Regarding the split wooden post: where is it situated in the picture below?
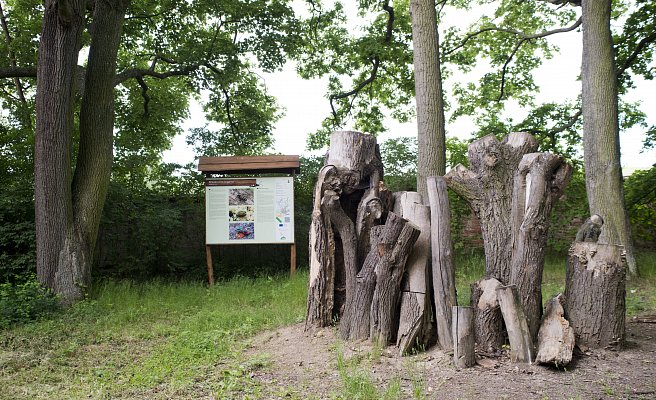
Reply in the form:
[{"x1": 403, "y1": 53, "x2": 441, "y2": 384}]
[
  {"x1": 395, "y1": 192, "x2": 433, "y2": 355},
  {"x1": 452, "y1": 306, "x2": 475, "y2": 368},
  {"x1": 496, "y1": 285, "x2": 534, "y2": 363},
  {"x1": 536, "y1": 294, "x2": 574, "y2": 366},
  {"x1": 427, "y1": 176, "x2": 457, "y2": 351}
]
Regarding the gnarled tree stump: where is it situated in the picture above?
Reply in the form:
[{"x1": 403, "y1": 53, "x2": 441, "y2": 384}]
[
  {"x1": 564, "y1": 242, "x2": 626, "y2": 349},
  {"x1": 445, "y1": 132, "x2": 538, "y2": 285}
]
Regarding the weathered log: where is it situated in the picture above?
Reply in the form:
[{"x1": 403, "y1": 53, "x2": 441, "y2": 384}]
[
  {"x1": 496, "y1": 285, "x2": 534, "y2": 363},
  {"x1": 445, "y1": 132, "x2": 538, "y2": 285},
  {"x1": 306, "y1": 166, "x2": 339, "y2": 329},
  {"x1": 306, "y1": 131, "x2": 386, "y2": 329},
  {"x1": 536, "y1": 294, "x2": 574, "y2": 367},
  {"x1": 452, "y1": 306, "x2": 476, "y2": 368},
  {"x1": 564, "y1": 242, "x2": 626, "y2": 349},
  {"x1": 370, "y1": 214, "x2": 421, "y2": 345},
  {"x1": 340, "y1": 226, "x2": 384, "y2": 340},
  {"x1": 322, "y1": 190, "x2": 358, "y2": 320},
  {"x1": 395, "y1": 192, "x2": 433, "y2": 355},
  {"x1": 509, "y1": 152, "x2": 572, "y2": 341},
  {"x1": 427, "y1": 176, "x2": 457, "y2": 351},
  {"x1": 470, "y1": 277, "x2": 505, "y2": 352}
]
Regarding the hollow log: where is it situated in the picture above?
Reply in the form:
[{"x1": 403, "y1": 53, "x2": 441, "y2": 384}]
[
  {"x1": 564, "y1": 242, "x2": 626, "y2": 349},
  {"x1": 536, "y1": 294, "x2": 574, "y2": 367},
  {"x1": 496, "y1": 285, "x2": 534, "y2": 363},
  {"x1": 395, "y1": 193, "x2": 433, "y2": 355},
  {"x1": 445, "y1": 132, "x2": 538, "y2": 285},
  {"x1": 370, "y1": 214, "x2": 421, "y2": 345},
  {"x1": 470, "y1": 277, "x2": 504, "y2": 352},
  {"x1": 452, "y1": 306, "x2": 476, "y2": 368},
  {"x1": 509, "y1": 152, "x2": 572, "y2": 341},
  {"x1": 427, "y1": 176, "x2": 457, "y2": 351}
]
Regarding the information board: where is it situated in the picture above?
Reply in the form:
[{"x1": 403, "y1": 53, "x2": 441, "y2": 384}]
[{"x1": 205, "y1": 177, "x2": 294, "y2": 244}]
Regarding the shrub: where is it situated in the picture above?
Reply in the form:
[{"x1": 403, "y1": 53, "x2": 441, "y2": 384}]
[{"x1": 0, "y1": 276, "x2": 59, "y2": 329}]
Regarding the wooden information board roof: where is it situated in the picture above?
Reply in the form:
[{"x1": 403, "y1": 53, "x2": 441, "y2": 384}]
[{"x1": 197, "y1": 155, "x2": 300, "y2": 175}]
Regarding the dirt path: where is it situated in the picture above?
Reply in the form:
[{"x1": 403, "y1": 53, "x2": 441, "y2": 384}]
[{"x1": 244, "y1": 318, "x2": 656, "y2": 399}]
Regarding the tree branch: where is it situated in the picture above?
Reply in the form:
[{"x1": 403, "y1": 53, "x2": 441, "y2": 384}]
[
  {"x1": 616, "y1": 30, "x2": 656, "y2": 78},
  {"x1": 328, "y1": 0, "x2": 394, "y2": 125},
  {"x1": 136, "y1": 76, "x2": 150, "y2": 115},
  {"x1": 222, "y1": 87, "x2": 238, "y2": 137},
  {"x1": 497, "y1": 17, "x2": 582, "y2": 100}
]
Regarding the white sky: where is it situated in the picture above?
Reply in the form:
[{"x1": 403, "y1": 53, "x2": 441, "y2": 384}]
[{"x1": 163, "y1": 3, "x2": 656, "y2": 175}]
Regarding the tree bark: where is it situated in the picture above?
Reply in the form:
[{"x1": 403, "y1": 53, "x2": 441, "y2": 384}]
[
  {"x1": 470, "y1": 277, "x2": 505, "y2": 352},
  {"x1": 564, "y1": 242, "x2": 626, "y2": 349},
  {"x1": 445, "y1": 132, "x2": 538, "y2": 284},
  {"x1": 395, "y1": 193, "x2": 433, "y2": 355},
  {"x1": 496, "y1": 285, "x2": 534, "y2": 363},
  {"x1": 536, "y1": 294, "x2": 574, "y2": 367},
  {"x1": 35, "y1": 0, "x2": 85, "y2": 302},
  {"x1": 452, "y1": 306, "x2": 476, "y2": 368},
  {"x1": 427, "y1": 176, "x2": 457, "y2": 351},
  {"x1": 370, "y1": 214, "x2": 420, "y2": 345},
  {"x1": 35, "y1": 0, "x2": 130, "y2": 304},
  {"x1": 509, "y1": 152, "x2": 571, "y2": 341},
  {"x1": 582, "y1": 0, "x2": 637, "y2": 276},
  {"x1": 410, "y1": 0, "x2": 446, "y2": 201}
]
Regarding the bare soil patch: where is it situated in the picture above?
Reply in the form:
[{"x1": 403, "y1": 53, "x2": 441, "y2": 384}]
[{"x1": 245, "y1": 317, "x2": 656, "y2": 399}]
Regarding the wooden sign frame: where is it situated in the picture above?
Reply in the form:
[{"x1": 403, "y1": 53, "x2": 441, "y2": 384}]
[{"x1": 198, "y1": 155, "x2": 300, "y2": 284}]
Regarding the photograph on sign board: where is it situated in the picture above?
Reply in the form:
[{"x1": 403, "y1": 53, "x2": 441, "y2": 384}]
[
  {"x1": 228, "y1": 206, "x2": 254, "y2": 222},
  {"x1": 228, "y1": 188, "x2": 254, "y2": 205},
  {"x1": 229, "y1": 222, "x2": 254, "y2": 240}
]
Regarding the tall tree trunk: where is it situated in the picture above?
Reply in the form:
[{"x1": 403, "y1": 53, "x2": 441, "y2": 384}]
[
  {"x1": 35, "y1": 0, "x2": 85, "y2": 301},
  {"x1": 581, "y1": 0, "x2": 637, "y2": 276},
  {"x1": 410, "y1": 0, "x2": 446, "y2": 202},
  {"x1": 36, "y1": 0, "x2": 129, "y2": 304}
]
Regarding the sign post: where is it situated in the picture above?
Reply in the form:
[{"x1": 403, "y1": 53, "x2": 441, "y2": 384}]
[{"x1": 198, "y1": 156, "x2": 300, "y2": 284}]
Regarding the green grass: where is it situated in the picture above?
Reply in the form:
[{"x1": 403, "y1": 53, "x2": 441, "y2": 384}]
[{"x1": 0, "y1": 273, "x2": 308, "y2": 399}]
